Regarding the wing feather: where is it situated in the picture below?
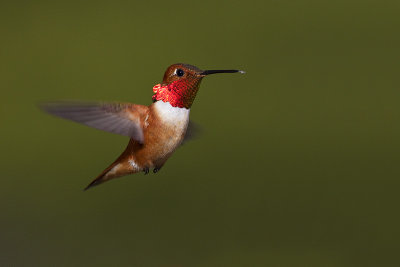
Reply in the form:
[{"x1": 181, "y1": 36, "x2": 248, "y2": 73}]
[
  {"x1": 182, "y1": 120, "x2": 202, "y2": 145},
  {"x1": 40, "y1": 101, "x2": 146, "y2": 143}
]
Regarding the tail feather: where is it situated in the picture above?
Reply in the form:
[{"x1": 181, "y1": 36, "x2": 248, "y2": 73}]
[
  {"x1": 84, "y1": 139, "x2": 141, "y2": 190},
  {"x1": 84, "y1": 163, "x2": 117, "y2": 191}
]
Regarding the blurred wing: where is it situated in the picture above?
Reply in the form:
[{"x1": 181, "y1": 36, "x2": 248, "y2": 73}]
[
  {"x1": 182, "y1": 120, "x2": 202, "y2": 144},
  {"x1": 40, "y1": 101, "x2": 146, "y2": 143}
]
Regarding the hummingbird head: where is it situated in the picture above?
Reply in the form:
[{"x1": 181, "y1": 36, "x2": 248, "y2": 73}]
[{"x1": 152, "y1": 63, "x2": 244, "y2": 109}]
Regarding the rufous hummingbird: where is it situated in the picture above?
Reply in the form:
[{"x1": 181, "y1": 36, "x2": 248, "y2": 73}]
[{"x1": 42, "y1": 63, "x2": 244, "y2": 190}]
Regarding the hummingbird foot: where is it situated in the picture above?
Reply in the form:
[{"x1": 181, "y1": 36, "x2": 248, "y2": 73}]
[
  {"x1": 143, "y1": 167, "x2": 150, "y2": 175},
  {"x1": 153, "y1": 167, "x2": 162, "y2": 173}
]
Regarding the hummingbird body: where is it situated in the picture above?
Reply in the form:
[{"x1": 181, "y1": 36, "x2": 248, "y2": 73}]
[
  {"x1": 90, "y1": 101, "x2": 190, "y2": 188},
  {"x1": 42, "y1": 63, "x2": 243, "y2": 190}
]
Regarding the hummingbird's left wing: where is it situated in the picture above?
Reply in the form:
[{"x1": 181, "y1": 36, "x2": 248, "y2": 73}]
[
  {"x1": 40, "y1": 101, "x2": 147, "y2": 143},
  {"x1": 182, "y1": 120, "x2": 202, "y2": 144}
]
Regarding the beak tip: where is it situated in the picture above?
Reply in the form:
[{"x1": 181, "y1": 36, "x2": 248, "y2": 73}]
[{"x1": 238, "y1": 70, "x2": 246, "y2": 74}]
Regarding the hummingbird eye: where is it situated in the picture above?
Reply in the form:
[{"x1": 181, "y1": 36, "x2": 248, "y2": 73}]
[{"x1": 176, "y1": 69, "x2": 185, "y2": 77}]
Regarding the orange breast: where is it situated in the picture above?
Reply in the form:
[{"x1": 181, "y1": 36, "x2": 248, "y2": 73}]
[{"x1": 130, "y1": 101, "x2": 190, "y2": 168}]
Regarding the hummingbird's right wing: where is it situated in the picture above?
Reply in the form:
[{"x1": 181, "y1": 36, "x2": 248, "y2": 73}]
[{"x1": 40, "y1": 101, "x2": 147, "y2": 143}]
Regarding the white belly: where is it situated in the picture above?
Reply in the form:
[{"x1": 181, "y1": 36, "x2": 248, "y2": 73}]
[{"x1": 153, "y1": 101, "x2": 190, "y2": 157}]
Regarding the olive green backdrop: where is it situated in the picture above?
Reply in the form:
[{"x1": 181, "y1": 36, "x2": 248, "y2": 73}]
[{"x1": 1, "y1": 1, "x2": 399, "y2": 266}]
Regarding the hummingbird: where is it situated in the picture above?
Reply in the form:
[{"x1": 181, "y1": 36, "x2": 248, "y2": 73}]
[{"x1": 42, "y1": 63, "x2": 244, "y2": 190}]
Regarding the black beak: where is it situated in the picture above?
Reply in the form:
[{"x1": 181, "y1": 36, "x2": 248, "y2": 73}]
[{"x1": 200, "y1": 69, "x2": 245, "y2": 76}]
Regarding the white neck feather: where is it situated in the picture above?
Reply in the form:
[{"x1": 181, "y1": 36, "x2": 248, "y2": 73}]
[{"x1": 153, "y1": 101, "x2": 190, "y2": 125}]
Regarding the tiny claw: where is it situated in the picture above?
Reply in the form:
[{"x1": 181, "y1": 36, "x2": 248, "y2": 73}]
[
  {"x1": 153, "y1": 167, "x2": 161, "y2": 173},
  {"x1": 143, "y1": 167, "x2": 149, "y2": 175}
]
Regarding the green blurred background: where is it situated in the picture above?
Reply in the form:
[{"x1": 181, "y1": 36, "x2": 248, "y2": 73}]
[{"x1": 1, "y1": 0, "x2": 399, "y2": 266}]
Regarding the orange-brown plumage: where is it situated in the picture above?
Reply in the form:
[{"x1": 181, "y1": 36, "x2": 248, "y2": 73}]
[
  {"x1": 41, "y1": 63, "x2": 243, "y2": 190},
  {"x1": 82, "y1": 99, "x2": 191, "y2": 189}
]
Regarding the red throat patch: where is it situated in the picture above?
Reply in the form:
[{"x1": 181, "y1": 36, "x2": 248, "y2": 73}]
[
  {"x1": 152, "y1": 80, "x2": 200, "y2": 109},
  {"x1": 152, "y1": 83, "x2": 184, "y2": 107}
]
